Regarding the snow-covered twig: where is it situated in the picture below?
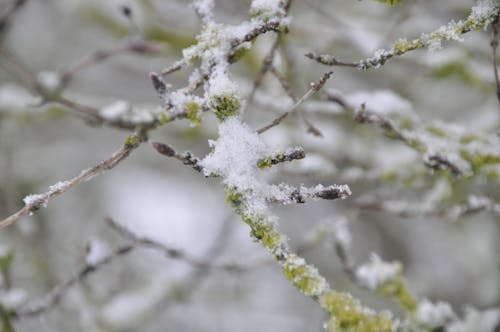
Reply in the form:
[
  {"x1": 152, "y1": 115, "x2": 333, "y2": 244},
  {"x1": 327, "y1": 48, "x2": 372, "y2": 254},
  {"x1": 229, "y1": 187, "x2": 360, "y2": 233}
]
[
  {"x1": 307, "y1": 0, "x2": 500, "y2": 70},
  {"x1": 257, "y1": 146, "x2": 305, "y2": 168},
  {"x1": 353, "y1": 195, "x2": 500, "y2": 220},
  {"x1": 327, "y1": 92, "x2": 467, "y2": 179},
  {"x1": 152, "y1": 142, "x2": 204, "y2": 173},
  {"x1": 0, "y1": 134, "x2": 145, "y2": 229}
]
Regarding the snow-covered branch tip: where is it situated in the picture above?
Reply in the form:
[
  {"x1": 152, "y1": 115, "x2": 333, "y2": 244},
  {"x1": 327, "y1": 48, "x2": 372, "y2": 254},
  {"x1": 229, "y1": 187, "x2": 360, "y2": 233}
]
[
  {"x1": 326, "y1": 92, "x2": 480, "y2": 179},
  {"x1": 307, "y1": 0, "x2": 500, "y2": 70},
  {"x1": 0, "y1": 133, "x2": 145, "y2": 230}
]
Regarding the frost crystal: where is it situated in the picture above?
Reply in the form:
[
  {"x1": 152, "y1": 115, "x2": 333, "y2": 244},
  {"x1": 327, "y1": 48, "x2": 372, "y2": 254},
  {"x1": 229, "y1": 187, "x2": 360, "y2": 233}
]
[
  {"x1": 356, "y1": 254, "x2": 401, "y2": 290},
  {"x1": 415, "y1": 299, "x2": 456, "y2": 328}
]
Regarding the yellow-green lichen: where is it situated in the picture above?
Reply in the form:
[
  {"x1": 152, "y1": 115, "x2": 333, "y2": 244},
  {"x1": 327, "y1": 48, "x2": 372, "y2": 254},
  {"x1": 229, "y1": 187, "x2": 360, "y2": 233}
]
[
  {"x1": 226, "y1": 188, "x2": 243, "y2": 212},
  {"x1": 211, "y1": 94, "x2": 241, "y2": 122},
  {"x1": 283, "y1": 254, "x2": 326, "y2": 297},
  {"x1": 460, "y1": 135, "x2": 478, "y2": 144},
  {"x1": 407, "y1": 138, "x2": 427, "y2": 153},
  {"x1": 157, "y1": 112, "x2": 171, "y2": 125},
  {"x1": 321, "y1": 292, "x2": 394, "y2": 332},
  {"x1": 185, "y1": 101, "x2": 202, "y2": 125},
  {"x1": 426, "y1": 125, "x2": 448, "y2": 138},
  {"x1": 431, "y1": 62, "x2": 484, "y2": 89},
  {"x1": 226, "y1": 188, "x2": 282, "y2": 249},
  {"x1": 377, "y1": 278, "x2": 417, "y2": 312},
  {"x1": 381, "y1": 171, "x2": 398, "y2": 181},
  {"x1": 375, "y1": 0, "x2": 403, "y2": 6},
  {"x1": 257, "y1": 156, "x2": 275, "y2": 169},
  {"x1": 460, "y1": 149, "x2": 500, "y2": 173},
  {"x1": 0, "y1": 305, "x2": 15, "y2": 332},
  {"x1": 242, "y1": 214, "x2": 282, "y2": 249},
  {"x1": 124, "y1": 134, "x2": 140, "y2": 148},
  {"x1": 229, "y1": 47, "x2": 250, "y2": 63}
]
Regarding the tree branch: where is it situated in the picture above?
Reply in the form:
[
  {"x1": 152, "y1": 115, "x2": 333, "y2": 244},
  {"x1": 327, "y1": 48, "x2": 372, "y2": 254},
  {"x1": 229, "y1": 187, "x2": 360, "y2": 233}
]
[{"x1": 0, "y1": 134, "x2": 145, "y2": 230}]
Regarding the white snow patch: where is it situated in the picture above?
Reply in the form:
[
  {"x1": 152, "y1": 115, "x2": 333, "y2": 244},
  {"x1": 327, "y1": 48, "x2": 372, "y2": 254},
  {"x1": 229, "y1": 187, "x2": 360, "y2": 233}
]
[
  {"x1": 415, "y1": 299, "x2": 456, "y2": 328},
  {"x1": 447, "y1": 308, "x2": 500, "y2": 332},
  {"x1": 0, "y1": 289, "x2": 27, "y2": 310},
  {"x1": 85, "y1": 238, "x2": 111, "y2": 266},
  {"x1": 37, "y1": 71, "x2": 61, "y2": 91},
  {"x1": 356, "y1": 253, "x2": 401, "y2": 290}
]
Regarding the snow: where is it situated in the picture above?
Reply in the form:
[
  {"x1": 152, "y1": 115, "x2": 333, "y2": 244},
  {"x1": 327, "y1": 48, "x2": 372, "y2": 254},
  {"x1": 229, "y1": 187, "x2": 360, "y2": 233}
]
[
  {"x1": 23, "y1": 193, "x2": 48, "y2": 207},
  {"x1": 470, "y1": 0, "x2": 498, "y2": 27},
  {"x1": 250, "y1": 0, "x2": 285, "y2": 18},
  {"x1": 206, "y1": 62, "x2": 238, "y2": 99},
  {"x1": 0, "y1": 84, "x2": 38, "y2": 110},
  {"x1": 48, "y1": 181, "x2": 70, "y2": 193},
  {"x1": 0, "y1": 288, "x2": 27, "y2": 310},
  {"x1": 355, "y1": 254, "x2": 401, "y2": 290},
  {"x1": 85, "y1": 238, "x2": 111, "y2": 266},
  {"x1": 200, "y1": 116, "x2": 270, "y2": 215},
  {"x1": 23, "y1": 181, "x2": 70, "y2": 208},
  {"x1": 192, "y1": 0, "x2": 214, "y2": 22},
  {"x1": 447, "y1": 308, "x2": 500, "y2": 332},
  {"x1": 37, "y1": 71, "x2": 61, "y2": 92},
  {"x1": 415, "y1": 299, "x2": 456, "y2": 328},
  {"x1": 100, "y1": 100, "x2": 130, "y2": 120},
  {"x1": 99, "y1": 101, "x2": 156, "y2": 124}
]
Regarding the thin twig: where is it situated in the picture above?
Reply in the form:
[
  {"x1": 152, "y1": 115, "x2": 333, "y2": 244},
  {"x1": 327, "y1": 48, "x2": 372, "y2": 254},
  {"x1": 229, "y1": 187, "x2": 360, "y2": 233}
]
[
  {"x1": 152, "y1": 142, "x2": 204, "y2": 173},
  {"x1": 327, "y1": 92, "x2": 466, "y2": 178},
  {"x1": 352, "y1": 195, "x2": 499, "y2": 220},
  {"x1": 14, "y1": 244, "x2": 135, "y2": 318},
  {"x1": 305, "y1": 52, "x2": 358, "y2": 68},
  {"x1": 306, "y1": 4, "x2": 500, "y2": 70},
  {"x1": 246, "y1": 36, "x2": 282, "y2": 108},
  {"x1": 257, "y1": 71, "x2": 333, "y2": 134},
  {"x1": 267, "y1": 66, "x2": 324, "y2": 136},
  {"x1": 0, "y1": 0, "x2": 27, "y2": 32},
  {"x1": 491, "y1": 14, "x2": 500, "y2": 102},
  {"x1": 0, "y1": 135, "x2": 145, "y2": 230},
  {"x1": 106, "y1": 217, "x2": 269, "y2": 272},
  {"x1": 60, "y1": 39, "x2": 162, "y2": 87}
]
